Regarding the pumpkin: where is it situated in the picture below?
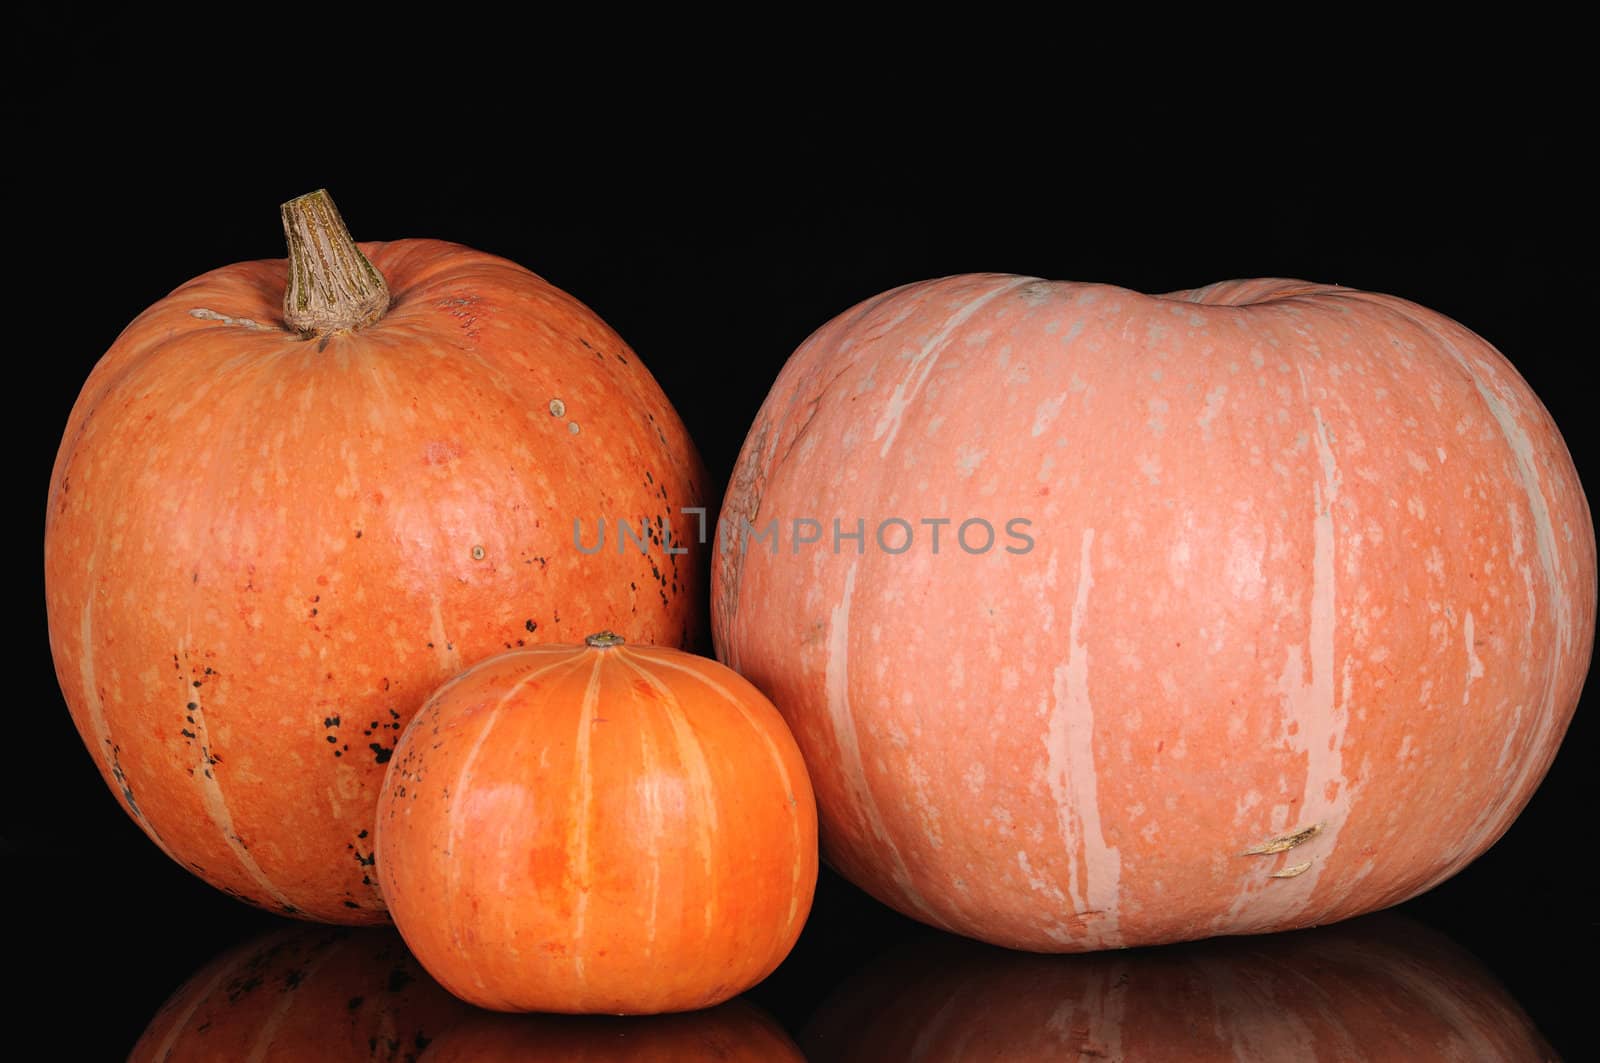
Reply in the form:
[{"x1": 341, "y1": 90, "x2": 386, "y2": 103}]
[
  {"x1": 375, "y1": 633, "x2": 818, "y2": 1014},
  {"x1": 713, "y1": 274, "x2": 1595, "y2": 950},
  {"x1": 802, "y1": 914, "x2": 1555, "y2": 1060},
  {"x1": 44, "y1": 191, "x2": 707, "y2": 923},
  {"x1": 128, "y1": 925, "x2": 471, "y2": 1061},
  {"x1": 416, "y1": 1001, "x2": 805, "y2": 1061}
]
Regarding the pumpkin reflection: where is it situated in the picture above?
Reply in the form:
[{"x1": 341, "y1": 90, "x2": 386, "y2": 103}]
[
  {"x1": 129, "y1": 925, "x2": 470, "y2": 1061},
  {"x1": 804, "y1": 914, "x2": 1553, "y2": 1061},
  {"x1": 415, "y1": 1000, "x2": 805, "y2": 1062}
]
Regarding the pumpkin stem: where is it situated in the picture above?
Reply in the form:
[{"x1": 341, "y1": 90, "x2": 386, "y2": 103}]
[
  {"x1": 280, "y1": 189, "x2": 390, "y2": 337},
  {"x1": 584, "y1": 631, "x2": 626, "y2": 649}
]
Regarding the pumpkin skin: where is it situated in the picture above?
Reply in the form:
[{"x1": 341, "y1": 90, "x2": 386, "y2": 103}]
[
  {"x1": 375, "y1": 636, "x2": 818, "y2": 1014},
  {"x1": 802, "y1": 915, "x2": 1555, "y2": 1060},
  {"x1": 416, "y1": 1001, "x2": 805, "y2": 1062},
  {"x1": 128, "y1": 925, "x2": 471, "y2": 1062},
  {"x1": 45, "y1": 233, "x2": 707, "y2": 923},
  {"x1": 714, "y1": 274, "x2": 1595, "y2": 950}
]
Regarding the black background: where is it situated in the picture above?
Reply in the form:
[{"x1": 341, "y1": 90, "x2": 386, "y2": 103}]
[{"x1": 7, "y1": 21, "x2": 1593, "y2": 1058}]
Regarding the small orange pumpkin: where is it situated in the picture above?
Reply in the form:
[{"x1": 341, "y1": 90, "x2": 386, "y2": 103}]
[{"x1": 375, "y1": 633, "x2": 818, "y2": 1014}]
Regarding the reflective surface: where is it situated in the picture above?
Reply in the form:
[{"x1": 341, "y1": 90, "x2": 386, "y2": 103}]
[
  {"x1": 416, "y1": 1004, "x2": 804, "y2": 1061},
  {"x1": 805, "y1": 915, "x2": 1555, "y2": 1061},
  {"x1": 129, "y1": 927, "x2": 470, "y2": 1062},
  {"x1": 127, "y1": 923, "x2": 803, "y2": 1061},
  {"x1": 60, "y1": 862, "x2": 1573, "y2": 1060},
  {"x1": 113, "y1": 901, "x2": 1564, "y2": 1060}
]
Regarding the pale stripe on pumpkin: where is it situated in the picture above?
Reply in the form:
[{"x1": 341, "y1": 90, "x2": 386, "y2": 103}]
[
  {"x1": 77, "y1": 588, "x2": 179, "y2": 864},
  {"x1": 633, "y1": 679, "x2": 664, "y2": 959},
  {"x1": 616, "y1": 652, "x2": 720, "y2": 946},
  {"x1": 826, "y1": 563, "x2": 940, "y2": 924},
  {"x1": 1461, "y1": 368, "x2": 1571, "y2": 831},
  {"x1": 635, "y1": 649, "x2": 811, "y2": 936},
  {"x1": 570, "y1": 654, "x2": 607, "y2": 984},
  {"x1": 1414, "y1": 327, "x2": 1578, "y2": 893},
  {"x1": 871, "y1": 277, "x2": 1034, "y2": 458},
  {"x1": 1279, "y1": 386, "x2": 1352, "y2": 919},
  {"x1": 180, "y1": 634, "x2": 298, "y2": 912},
  {"x1": 428, "y1": 594, "x2": 462, "y2": 675},
  {"x1": 1044, "y1": 528, "x2": 1121, "y2": 947},
  {"x1": 446, "y1": 653, "x2": 583, "y2": 996}
]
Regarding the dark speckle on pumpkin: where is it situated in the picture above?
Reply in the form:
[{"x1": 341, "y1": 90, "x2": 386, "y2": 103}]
[{"x1": 226, "y1": 973, "x2": 264, "y2": 1003}]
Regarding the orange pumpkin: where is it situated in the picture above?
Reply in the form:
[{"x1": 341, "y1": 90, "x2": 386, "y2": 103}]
[
  {"x1": 375, "y1": 633, "x2": 818, "y2": 1014},
  {"x1": 45, "y1": 191, "x2": 707, "y2": 923},
  {"x1": 714, "y1": 274, "x2": 1595, "y2": 950},
  {"x1": 803, "y1": 915, "x2": 1555, "y2": 1060},
  {"x1": 416, "y1": 1001, "x2": 805, "y2": 1061},
  {"x1": 129, "y1": 925, "x2": 471, "y2": 1061}
]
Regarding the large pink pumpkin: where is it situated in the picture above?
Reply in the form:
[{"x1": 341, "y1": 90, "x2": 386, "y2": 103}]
[{"x1": 713, "y1": 274, "x2": 1594, "y2": 951}]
